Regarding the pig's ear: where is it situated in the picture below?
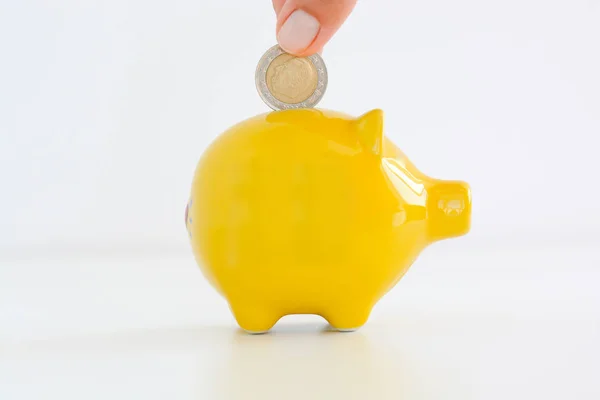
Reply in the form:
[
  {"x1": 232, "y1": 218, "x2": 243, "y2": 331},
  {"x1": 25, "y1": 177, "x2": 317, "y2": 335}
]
[{"x1": 354, "y1": 109, "x2": 384, "y2": 156}]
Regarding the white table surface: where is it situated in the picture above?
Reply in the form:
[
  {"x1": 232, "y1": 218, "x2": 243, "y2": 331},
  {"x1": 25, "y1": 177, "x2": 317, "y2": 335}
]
[{"x1": 1, "y1": 240, "x2": 599, "y2": 399}]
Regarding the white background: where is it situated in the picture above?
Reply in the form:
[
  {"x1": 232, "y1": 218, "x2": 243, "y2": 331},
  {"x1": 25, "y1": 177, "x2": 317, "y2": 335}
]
[
  {"x1": 1, "y1": 1, "x2": 599, "y2": 399},
  {"x1": 2, "y1": 0, "x2": 599, "y2": 253}
]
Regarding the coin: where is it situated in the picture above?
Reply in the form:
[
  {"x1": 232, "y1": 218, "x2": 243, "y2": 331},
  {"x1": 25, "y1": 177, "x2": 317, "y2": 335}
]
[{"x1": 256, "y1": 45, "x2": 328, "y2": 110}]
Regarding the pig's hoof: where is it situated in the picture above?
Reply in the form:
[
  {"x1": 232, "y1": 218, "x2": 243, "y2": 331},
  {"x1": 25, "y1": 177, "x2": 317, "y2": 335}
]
[
  {"x1": 242, "y1": 329, "x2": 270, "y2": 335},
  {"x1": 230, "y1": 302, "x2": 279, "y2": 334},
  {"x1": 334, "y1": 326, "x2": 362, "y2": 333}
]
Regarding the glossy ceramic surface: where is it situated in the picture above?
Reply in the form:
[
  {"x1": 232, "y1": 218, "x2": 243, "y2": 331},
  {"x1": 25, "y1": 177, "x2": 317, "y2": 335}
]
[{"x1": 187, "y1": 109, "x2": 471, "y2": 333}]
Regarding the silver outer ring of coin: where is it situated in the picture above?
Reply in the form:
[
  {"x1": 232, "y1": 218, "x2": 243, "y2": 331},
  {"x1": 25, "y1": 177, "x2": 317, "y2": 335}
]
[{"x1": 255, "y1": 45, "x2": 328, "y2": 111}]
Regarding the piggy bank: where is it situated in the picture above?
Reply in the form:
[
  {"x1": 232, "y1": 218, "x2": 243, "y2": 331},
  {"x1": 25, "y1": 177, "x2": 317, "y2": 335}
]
[{"x1": 186, "y1": 109, "x2": 471, "y2": 333}]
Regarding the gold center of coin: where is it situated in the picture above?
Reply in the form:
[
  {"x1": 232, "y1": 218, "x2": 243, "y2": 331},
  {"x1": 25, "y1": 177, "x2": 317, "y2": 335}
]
[{"x1": 266, "y1": 54, "x2": 318, "y2": 104}]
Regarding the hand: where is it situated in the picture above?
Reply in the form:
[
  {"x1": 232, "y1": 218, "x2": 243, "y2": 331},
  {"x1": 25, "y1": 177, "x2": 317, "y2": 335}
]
[{"x1": 273, "y1": 0, "x2": 357, "y2": 56}]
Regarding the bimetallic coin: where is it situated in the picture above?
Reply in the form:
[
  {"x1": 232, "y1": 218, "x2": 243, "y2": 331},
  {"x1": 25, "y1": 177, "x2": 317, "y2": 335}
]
[{"x1": 256, "y1": 45, "x2": 328, "y2": 110}]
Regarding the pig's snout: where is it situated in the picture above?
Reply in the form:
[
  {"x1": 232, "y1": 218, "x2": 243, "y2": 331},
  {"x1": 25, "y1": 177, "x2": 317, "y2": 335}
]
[{"x1": 427, "y1": 180, "x2": 472, "y2": 241}]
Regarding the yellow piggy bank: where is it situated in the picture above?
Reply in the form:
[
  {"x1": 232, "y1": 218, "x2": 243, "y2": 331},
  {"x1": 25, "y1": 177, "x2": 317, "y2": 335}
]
[{"x1": 186, "y1": 109, "x2": 471, "y2": 333}]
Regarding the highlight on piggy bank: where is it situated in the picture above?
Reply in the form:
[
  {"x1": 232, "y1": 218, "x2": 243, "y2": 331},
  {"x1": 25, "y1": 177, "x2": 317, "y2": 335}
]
[{"x1": 186, "y1": 108, "x2": 471, "y2": 334}]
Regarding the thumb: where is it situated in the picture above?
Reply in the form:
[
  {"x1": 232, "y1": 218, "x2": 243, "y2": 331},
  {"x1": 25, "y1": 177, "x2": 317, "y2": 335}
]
[{"x1": 274, "y1": 0, "x2": 357, "y2": 56}]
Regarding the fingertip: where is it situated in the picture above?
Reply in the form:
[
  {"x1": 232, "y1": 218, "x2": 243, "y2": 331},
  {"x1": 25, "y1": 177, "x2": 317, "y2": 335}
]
[
  {"x1": 275, "y1": 0, "x2": 356, "y2": 57},
  {"x1": 277, "y1": 9, "x2": 321, "y2": 56},
  {"x1": 272, "y1": 0, "x2": 286, "y2": 16}
]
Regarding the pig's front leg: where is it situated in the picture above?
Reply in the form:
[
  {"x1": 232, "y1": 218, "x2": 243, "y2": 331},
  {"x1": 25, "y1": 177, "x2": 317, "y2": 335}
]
[{"x1": 323, "y1": 303, "x2": 373, "y2": 332}]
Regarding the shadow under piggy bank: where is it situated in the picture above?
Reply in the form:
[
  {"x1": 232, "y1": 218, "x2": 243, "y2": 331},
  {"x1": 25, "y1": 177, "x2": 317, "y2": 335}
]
[{"x1": 211, "y1": 318, "x2": 417, "y2": 400}]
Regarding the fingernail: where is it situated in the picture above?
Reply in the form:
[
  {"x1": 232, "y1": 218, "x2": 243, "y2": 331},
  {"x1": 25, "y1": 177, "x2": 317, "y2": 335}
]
[{"x1": 277, "y1": 9, "x2": 320, "y2": 54}]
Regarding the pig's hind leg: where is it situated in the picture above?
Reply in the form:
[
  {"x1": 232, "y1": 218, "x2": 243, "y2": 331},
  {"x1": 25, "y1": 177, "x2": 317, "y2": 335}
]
[{"x1": 229, "y1": 300, "x2": 280, "y2": 334}]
